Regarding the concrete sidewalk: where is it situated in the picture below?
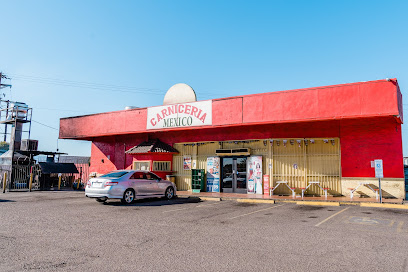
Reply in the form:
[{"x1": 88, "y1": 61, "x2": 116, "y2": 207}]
[{"x1": 177, "y1": 191, "x2": 408, "y2": 209}]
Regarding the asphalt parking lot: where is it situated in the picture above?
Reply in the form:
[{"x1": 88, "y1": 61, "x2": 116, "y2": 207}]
[{"x1": 1, "y1": 191, "x2": 408, "y2": 272}]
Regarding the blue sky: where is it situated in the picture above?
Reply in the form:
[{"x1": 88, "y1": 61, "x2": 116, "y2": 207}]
[{"x1": 1, "y1": 0, "x2": 407, "y2": 156}]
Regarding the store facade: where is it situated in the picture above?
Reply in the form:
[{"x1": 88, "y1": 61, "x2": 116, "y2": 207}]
[{"x1": 59, "y1": 79, "x2": 405, "y2": 198}]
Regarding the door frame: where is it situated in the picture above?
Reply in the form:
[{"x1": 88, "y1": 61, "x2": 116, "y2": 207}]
[{"x1": 221, "y1": 156, "x2": 248, "y2": 194}]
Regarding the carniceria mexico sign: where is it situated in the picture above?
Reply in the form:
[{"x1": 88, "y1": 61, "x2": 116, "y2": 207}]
[{"x1": 147, "y1": 100, "x2": 212, "y2": 129}]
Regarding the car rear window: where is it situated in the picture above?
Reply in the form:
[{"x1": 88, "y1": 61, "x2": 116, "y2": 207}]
[{"x1": 100, "y1": 171, "x2": 128, "y2": 178}]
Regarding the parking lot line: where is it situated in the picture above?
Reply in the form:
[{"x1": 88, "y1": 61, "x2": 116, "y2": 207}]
[
  {"x1": 196, "y1": 202, "x2": 222, "y2": 208},
  {"x1": 315, "y1": 207, "x2": 350, "y2": 227},
  {"x1": 228, "y1": 204, "x2": 285, "y2": 220},
  {"x1": 162, "y1": 202, "x2": 224, "y2": 213},
  {"x1": 162, "y1": 207, "x2": 190, "y2": 213}
]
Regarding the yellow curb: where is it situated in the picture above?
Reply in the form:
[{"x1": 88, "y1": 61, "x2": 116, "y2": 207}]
[
  {"x1": 296, "y1": 201, "x2": 340, "y2": 206},
  {"x1": 236, "y1": 199, "x2": 275, "y2": 204},
  {"x1": 360, "y1": 203, "x2": 408, "y2": 209},
  {"x1": 198, "y1": 197, "x2": 221, "y2": 202},
  {"x1": 276, "y1": 200, "x2": 298, "y2": 203},
  {"x1": 339, "y1": 202, "x2": 360, "y2": 206}
]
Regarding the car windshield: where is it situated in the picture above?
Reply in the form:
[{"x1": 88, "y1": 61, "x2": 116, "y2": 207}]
[{"x1": 99, "y1": 171, "x2": 129, "y2": 178}]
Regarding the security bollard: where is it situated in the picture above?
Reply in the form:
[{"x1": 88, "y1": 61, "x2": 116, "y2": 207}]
[
  {"x1": 58, "y1": 175, "x2": 62, "y2": 190},
  {"x1": 29, "y1": 173, "x2": 33, "y2": 192},
  {"x1": 3, "y1": 172, "x2": 7, "y2": 193}
]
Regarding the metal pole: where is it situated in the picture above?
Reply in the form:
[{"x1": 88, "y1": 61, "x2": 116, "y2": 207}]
[
  {"x1": 28, "y1": 108, "x2": 32, "y2": 140},
  {"x1": 123, "y1": 143, "x2": 126, "y2": 169},
  {"x1": 76, "y1": 169, "x2": 81, "y2": 190},
  {"x1": 9, "y1": 110, "x2": 16, "y2": 190},
  {"x1": 378, "y1": 178, "x2": 382, "y2": 203},
  {"x1": 78, "y1": 166, "x2": 82, "y2": 190},
  {"x1": 4, "y1": 101, "x2": 9, "y2": 142}
]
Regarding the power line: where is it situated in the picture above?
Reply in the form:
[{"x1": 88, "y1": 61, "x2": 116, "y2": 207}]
[
  {"x1": 12, "y1": 76, "x2": 165, "y2": 95},
  {"x1": 9, "y1": 73, "x2": 233, "y2": 97},
  {"x1": 32, "y1": 120, "x2": 59, "y2": 131},
  {"x1": 10, "y1": 73, "x2": 162, "y2": 91},
  {"x1": 35, "y1": 107, "x2": 95, "y2": 114}
]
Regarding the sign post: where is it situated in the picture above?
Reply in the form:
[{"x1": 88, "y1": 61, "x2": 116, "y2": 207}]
[{"x1": 374, "y1": 159, "x2": 383, "y2": 203}]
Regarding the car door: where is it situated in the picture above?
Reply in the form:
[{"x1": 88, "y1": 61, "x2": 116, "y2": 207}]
[
  {"x1": 144, "y1": 172, "x2": 163, "y2": 195},
  {"x1": 129, "y1": 172, "x2": 153, "y2": 196}
]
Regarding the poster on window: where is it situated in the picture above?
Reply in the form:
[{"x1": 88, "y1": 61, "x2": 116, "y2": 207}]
[
  {"x1": 247, "y1": 156, "x2": 263, "y2": 194},
  {"x1": 206, "y1": 157, "x2": 220, "y2": 192},
  {"x1": 183, "y1": 156, "x2": 192, "y2": 170}
]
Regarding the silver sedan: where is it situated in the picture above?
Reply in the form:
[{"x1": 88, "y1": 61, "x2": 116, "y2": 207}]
[{"x1": 85, "y1": 170, "x2": 177, "y2": 204}]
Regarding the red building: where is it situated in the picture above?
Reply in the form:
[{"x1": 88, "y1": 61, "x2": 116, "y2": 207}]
[{"x1": 59, "y1": 79, "x2": 404, "y2": 199}]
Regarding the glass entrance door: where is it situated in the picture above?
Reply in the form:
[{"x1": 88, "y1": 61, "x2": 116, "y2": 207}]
[{"x1": 221, "y1": 157, "x2": 247, "y2": 193}]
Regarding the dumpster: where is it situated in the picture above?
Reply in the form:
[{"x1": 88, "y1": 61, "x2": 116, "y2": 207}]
[{"x1": 192, "y1": 169, "x2": 205, "y2": 193}]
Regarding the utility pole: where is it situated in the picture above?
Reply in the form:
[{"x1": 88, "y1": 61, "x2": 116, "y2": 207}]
[
  {"x1": 0, "y1": 73, "x2": 12, "y2": 89},
  {"x1": 0, "y1": 73, "x2": 12, "y2": 142}
]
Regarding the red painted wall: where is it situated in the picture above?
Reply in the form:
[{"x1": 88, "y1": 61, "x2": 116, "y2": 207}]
[
  {"x1": 90, "y1": 137, "x2": 117, "y2": 174},
  {"x1": 340, "y1": 118, "x2": 404, "y2": 178},
  {"x1": 90, "y1": 135, "x2": 175, "y2": 179},
  {"x1": 60, "y1": 79, "x2": 402, "y2": 139},
  {"x1": 89, "y1": 117, "x2": 403, "y2": 178},
  {"x1": 128, "y1": 153, "x2": 174, "y2": 179}
]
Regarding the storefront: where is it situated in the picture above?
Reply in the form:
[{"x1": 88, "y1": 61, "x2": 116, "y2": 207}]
[
  {"x1": 171, "y1": 138, "x2": 340, "y2": 196},
  {"x1": 59, "y1": 79, "x2": 405, "y2": 199}
]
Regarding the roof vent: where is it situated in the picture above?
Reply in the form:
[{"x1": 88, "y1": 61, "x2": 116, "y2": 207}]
[{"x1": 124, "y1": 106, "x2": 138, "y2": 110}]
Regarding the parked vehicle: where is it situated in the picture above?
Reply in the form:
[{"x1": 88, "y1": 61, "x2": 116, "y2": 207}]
[{"x1": 85, "y1": 170, "x2": 177, "y2": 204}]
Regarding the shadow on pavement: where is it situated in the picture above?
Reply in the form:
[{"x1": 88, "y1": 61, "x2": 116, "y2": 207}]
[
  {"x1": 0, "y1": 199, "x2": 16, "y2": 202},
  {"x1": 100, "y1": 197, "x2": 201, "y2": 207}
]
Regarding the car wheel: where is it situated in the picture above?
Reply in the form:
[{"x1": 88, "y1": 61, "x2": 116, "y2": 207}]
[
  {"x1": 96, "y1": 198, "x2": 107, "y2": 203},
  {"x1": 165, "y1": 187, "x2": 175, "y2": 200},
  {"x1": 122, "y1": 189, "x2": 135, "y2": 204}
]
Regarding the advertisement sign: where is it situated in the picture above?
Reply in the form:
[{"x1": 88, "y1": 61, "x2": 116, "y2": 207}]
[
  {"x1": 206, "y1": 157, "x2": 220, "y2": 192},
  {"x1": 263, "y1": 175, "x2": 269, "y2": 195},
  {"x1": 183, "y1": 156, "x2": 192, "y2": 170},
  {"x1": 147, "y1": 100, "x2": 212, "y2": 130},
  {"x1": 247, "y1": 156, "x2": 263, "y2": 194}
]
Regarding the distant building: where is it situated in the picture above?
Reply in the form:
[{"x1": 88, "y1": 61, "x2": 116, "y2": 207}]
[{"x1": 58, "y1": 156, "x2": 90, "y2": 184}]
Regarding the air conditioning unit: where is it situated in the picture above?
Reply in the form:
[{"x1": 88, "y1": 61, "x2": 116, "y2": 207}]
[
  {"x1": 20, "y1": 139, "x2": 38, "y2": 151},
  {"x1": 215, "y1": 148, "x2": 251, "y2": 156}
]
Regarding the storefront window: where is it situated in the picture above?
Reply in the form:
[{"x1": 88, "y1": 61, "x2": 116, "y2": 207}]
[
  {"x1": 153, "y1": 161, "x2": 171, "y2": 171},
  {"x1": 133, "y1": 161, "x2": 151, "y2": 171}
]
